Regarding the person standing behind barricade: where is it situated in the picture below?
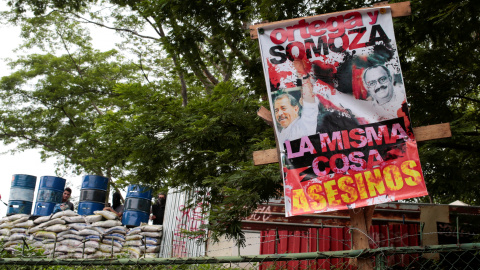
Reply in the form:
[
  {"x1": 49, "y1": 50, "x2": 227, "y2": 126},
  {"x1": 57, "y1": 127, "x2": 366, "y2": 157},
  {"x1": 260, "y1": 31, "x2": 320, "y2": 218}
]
[
  {"x1": 150, "y1": 193, "x2": 166, "y2": 225},
  {"x1": 52, "y1": 187, "x2": 74, "y2": 213},
  {"x1": 62, "y1": 187, "x2": 74, "y2": 211},
  {"x1": 103, "y1": 191, "x2": 124, "y2": 220}
]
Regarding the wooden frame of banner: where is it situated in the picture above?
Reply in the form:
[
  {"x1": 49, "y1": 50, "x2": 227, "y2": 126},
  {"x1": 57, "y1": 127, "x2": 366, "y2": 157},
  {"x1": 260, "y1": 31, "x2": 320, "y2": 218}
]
[
  {"x1": 250, "y1": 2, "x2": 452, "y2": 269},
  {"x1": 249, "y1": 1, "x2": 412, "y2": 40}
]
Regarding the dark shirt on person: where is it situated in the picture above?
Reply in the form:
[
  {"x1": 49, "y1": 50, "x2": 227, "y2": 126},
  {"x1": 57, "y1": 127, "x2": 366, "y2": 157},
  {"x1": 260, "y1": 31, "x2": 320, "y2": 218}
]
[
  {"x1": 151, "y1": 201, "x2": 166, "y2": 225},
  {"x1": 114, "y1": 205, "x2": 124, "y2": 216},
  {"x1": 65, "y1": 201, "x2": 74, "y2": 211}
]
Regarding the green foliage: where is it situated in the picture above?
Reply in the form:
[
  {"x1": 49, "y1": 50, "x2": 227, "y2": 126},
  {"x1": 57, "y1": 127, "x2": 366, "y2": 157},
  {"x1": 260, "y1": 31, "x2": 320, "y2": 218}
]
[
  {"x1": 107, "y1": 81, "x2": 282, "y2": 244},
  {"x1": 394, "y1": 0, "x2": 480, "y2": 204},
  {"x1": 0, "y1": 11, "x2": 142, "y2": 179},
  {"x1": 3, "y1": 0, "x2": 480, "y2": 244}
]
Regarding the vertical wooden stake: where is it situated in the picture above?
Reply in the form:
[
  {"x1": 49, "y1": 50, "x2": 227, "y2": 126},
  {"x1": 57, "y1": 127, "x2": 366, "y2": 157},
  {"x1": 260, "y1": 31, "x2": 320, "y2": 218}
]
[{"x1": 349, "y1": 205, "x2": 375, "y2": 270}]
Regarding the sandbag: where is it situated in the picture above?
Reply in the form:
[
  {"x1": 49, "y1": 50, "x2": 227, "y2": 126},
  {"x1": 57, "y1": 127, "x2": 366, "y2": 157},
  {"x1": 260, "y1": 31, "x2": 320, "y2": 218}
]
[
  {"x1": 99, "y1": 243, "x2": 121, "y2": 253},
  {"x1": 0, "y1": 228, "x2": 11, "y2": 235},
  {"x1": 44, "y1": 224, "x2": 68, "y2": 233},
  {"x1": 41, "y1": 218, "x2": 66, "y2": 228},
  {"x1": 104, "y1": 233, "x2": 126, "y2": 242},
  {"x1": 91, "y1": 220, "x2": 122, "y2": 228},
  {"x1": 28, "y1": 225, "x2": 44, "y2": 234},
  {"x1": 84, "y1": 215, "x2": 103, "y2": 224},
  {"x1": 140, "y1": 244, "x2": 160, "y2": 253},
  {"x1": 12, "y1": 217, "x2": 29, "y2": 225},
  {"x1": 84, "y1": 240, "x2": 100, "y2": 249},
  {"x1": 59, "y1": 239, "x2": 83, "y2": 248},
  {"x1": 90, "y1": 226, "x2": 106, "y2": 234},
  {"x1": 126, "y1": 227, "x2": 142, "y2": 235},
  {"x1": 140, "y1": 231, "x2": 162, "y2": 238},
  {"x1": 58, "y1": 229, "x2": 79, "y2": 238},
  {"x1": 9, "y1": 233, "x2": 27, "y2": 241},
  {"x1": 105, "y1": 226, "x2": 127, "y2": 235},
  {"x1": 7, "y1": 214, "x2": 28, "y2": 222},
  {"x1": 102, "y1": 238, "x2": 124, "y2": 248},
  {"x1": 125, "y1": 240, "x2": 142, "y2": 247},
  {"x1": 14, "y1": 220, "x2": 34, "y2": 228},
  {"x1": 34, "y1": 231, "x2": 57, "y2": 239},
  {"x1": 140, "y1": 225, "x2": 162, "y2": 232},
  {"x1": 61, "y1": 234, "x2": 84, "y2": 241},
  {"x1": 125, "y1": 234, "x2": 143, "y2": 241},
  {"x1": 34, "y1": 215, "x2": 53, "y2": 224},
  {"x1": 123, "y1": 247, "x2": 142, "y2": 258},
  {"x1": 94, "y1": 210, "x2": 118, "y2": 220},
  {"x1": 85, "y1": 235, "x2": 101, "y2": 242},
  {"x1": 52, "y1": 210, "x2": 77, "y2": 219},
  {"x1": 78, "y1": 229, "x2": 101, "y2": 236},
  {"x1": 0, "y1": 222, "x2": 14, "y2": 229},
  {"x1": 143, "y1": 237, "x2": 161, "y2": 245},
  {"x1": 68, "y1": 223, "x2": 89, "y2": 231},
  {"x1": 62, "y1": 215, "x2": 86, "y2": 223}
]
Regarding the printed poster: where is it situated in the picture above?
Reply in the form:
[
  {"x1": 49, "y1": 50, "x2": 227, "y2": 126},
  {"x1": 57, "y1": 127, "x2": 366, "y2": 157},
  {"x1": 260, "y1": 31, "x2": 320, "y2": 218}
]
[{"x1": 257, "y1": 7, "x2": 429, "y2": 217}]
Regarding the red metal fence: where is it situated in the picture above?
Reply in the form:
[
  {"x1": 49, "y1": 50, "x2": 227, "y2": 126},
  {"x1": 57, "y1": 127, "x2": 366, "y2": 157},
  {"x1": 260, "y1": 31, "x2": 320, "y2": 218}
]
[{"x1": 260, "y1": 224, "x2": 419, "y2": 269}]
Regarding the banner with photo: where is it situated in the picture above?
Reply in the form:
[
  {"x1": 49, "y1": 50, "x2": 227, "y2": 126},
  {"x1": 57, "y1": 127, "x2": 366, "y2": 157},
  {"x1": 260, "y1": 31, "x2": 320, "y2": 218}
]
[{"x1": 257, "y1": 7, "x2": 428, "y2": 217}]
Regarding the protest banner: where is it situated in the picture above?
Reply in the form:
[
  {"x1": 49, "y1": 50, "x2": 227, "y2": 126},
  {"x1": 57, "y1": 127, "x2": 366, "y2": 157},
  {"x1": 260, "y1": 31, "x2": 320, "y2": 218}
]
[{"x1": 257, "y1": 6, "x2": 428, "y2": 217}]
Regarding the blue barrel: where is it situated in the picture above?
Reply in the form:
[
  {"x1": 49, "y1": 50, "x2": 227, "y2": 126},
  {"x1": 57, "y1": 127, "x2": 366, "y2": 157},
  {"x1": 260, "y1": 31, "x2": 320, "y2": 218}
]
[
  {"x1": 122, "y1": 185, "x2": 152, "y2": 227},
  {"x1": 78, "y1": 175, "x2": 108, "y2": 215},
  {"x1": 33, "y1": 176, "x2": 66, "y2": 216},
  {"x1": 7, "y1": 174, "x2": 37, "y2": 215},
  {"x1": 126, "y1": 184, "x2": 152, "y2": 199}
]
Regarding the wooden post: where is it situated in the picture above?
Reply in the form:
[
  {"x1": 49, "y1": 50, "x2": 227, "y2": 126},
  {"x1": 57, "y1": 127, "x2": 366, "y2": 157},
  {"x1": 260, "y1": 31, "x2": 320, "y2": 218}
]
[{"x1": 349, "y1": 206, "x2": 375, "y2": 269}]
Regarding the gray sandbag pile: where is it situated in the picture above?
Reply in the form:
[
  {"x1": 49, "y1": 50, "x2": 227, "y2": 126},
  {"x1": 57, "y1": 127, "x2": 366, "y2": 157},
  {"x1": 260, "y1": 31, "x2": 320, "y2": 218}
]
[
  {"x1": 0, "y1": 214, "x2": 34, "y2": 252},
  {"x1": 124, "y1": 224, "x2": 163, "y2": 258},
  {"x1": 0, "y1": 211, "x2": 163, "y2": 259}
]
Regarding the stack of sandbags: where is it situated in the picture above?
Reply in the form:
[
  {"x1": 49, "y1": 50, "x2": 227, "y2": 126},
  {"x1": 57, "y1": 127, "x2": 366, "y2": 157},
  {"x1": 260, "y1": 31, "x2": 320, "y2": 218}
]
[
  {"x1": 140, "y1": 225, "x2": 163, "y2": 258},
  {"x1": 90, "y1": 212, "x2": 123, "y2": 258},
  {"x1": 123, "y1": 225, "x2": 162, "y2": 258},
  {"x1": 55, "y1": 210, "x2": 122, "y2": 259},
  {"x1": 0, "y1": 214, "x2": 32, "y2": 253},
  {"x1": 101, "y1": 225, "x2": 127, "y2": 258},
  {"x1": 27, "y1": 210, "x2": 71, "y2": 257},
  {"x1": 123, "y1": 227, "x2": 144, "y2": 258},
  {"x1": 0, "y1": 210, "x2": 163, "y2": 259}
]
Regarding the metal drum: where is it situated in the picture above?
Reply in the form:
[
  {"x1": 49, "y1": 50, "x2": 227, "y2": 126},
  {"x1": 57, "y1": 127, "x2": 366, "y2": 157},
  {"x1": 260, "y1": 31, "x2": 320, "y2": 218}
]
[
  {"x1": 122, "y1": 185, "x2": 152, "y2": 227},
  {"x1": 7, "y1": 174, "x2": 37, "y2": 215},
  {"x1": 33, "y1": 176, "x2": 66, "y2": 216},
  {"x1": 77, "y1": 175, "x2": 109, "y2": 215}
]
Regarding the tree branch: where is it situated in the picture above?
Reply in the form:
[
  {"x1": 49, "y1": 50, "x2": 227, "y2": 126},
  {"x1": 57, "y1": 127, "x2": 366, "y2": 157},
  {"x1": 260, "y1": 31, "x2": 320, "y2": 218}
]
[
  {"x1": 453, "y1": 95, "x2": 480, "y2": 104},
  {"x1": 157, "y1": 22, "x2": 188, "y2": 106},
  {"x1": 64, "y1": 11, "x2": 160, "y2": 41},
  {"x1": 56, "y1": 26, "x2": 83, "y2": 77},
  {"x1": 60, "y1": 106, "x2": 77, "y2": 127},
  {"x1": 429, "y1": 141, "x2": 480, "y2": 152},
  {"x1": 136, "y1": 52, "x2": 151, "y2": 83}
]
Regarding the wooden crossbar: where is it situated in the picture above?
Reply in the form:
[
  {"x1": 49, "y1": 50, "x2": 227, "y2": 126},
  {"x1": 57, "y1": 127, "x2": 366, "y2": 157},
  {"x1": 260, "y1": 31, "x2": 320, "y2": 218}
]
[
  {"x1": 253, "y1": 122, "x2": 451, "y2": 165},
  {"x1": 249, "y1": 1, "x2": 411, "y2": 40}
]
